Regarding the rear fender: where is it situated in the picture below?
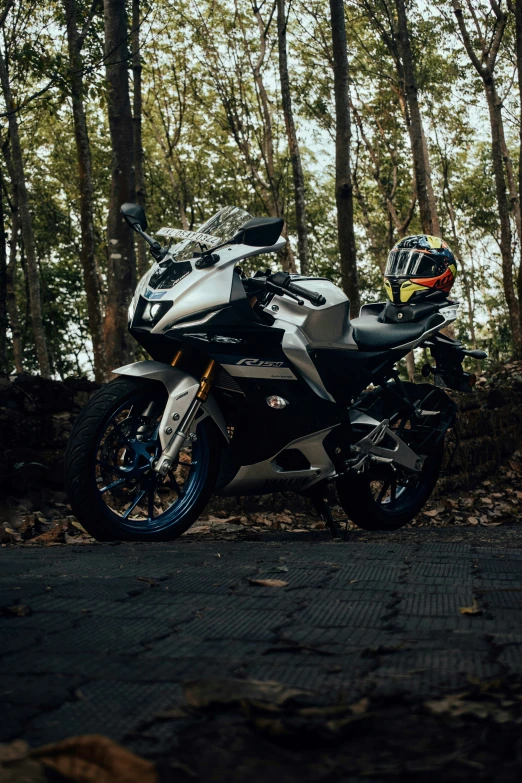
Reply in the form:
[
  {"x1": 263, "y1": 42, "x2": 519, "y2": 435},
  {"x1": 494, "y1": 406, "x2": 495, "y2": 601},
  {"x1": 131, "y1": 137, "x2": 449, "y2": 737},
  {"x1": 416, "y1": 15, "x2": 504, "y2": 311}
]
[{"x1": 113, "y1": 360, "x2": 229, "y2": 450}]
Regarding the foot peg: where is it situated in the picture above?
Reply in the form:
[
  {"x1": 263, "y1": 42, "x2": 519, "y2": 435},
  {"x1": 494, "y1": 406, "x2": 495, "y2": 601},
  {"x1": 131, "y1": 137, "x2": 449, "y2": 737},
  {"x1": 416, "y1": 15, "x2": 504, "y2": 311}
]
[{"x1": 351, "y1": 419, "x2": 424, "y2": 473}]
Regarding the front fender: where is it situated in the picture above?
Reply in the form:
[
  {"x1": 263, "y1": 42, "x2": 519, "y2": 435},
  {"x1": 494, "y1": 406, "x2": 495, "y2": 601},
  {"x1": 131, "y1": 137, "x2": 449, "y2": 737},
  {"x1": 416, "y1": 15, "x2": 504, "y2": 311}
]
[{"x1": 113, "y1": 360, "x2": 229, "y2": 449}]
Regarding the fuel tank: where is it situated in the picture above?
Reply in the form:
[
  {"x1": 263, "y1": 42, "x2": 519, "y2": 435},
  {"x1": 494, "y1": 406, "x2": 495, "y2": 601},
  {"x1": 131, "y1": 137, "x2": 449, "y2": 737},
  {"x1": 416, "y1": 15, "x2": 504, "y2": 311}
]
[{"x1": 263, "y1": 277, "x2": 357, "y2": 349}]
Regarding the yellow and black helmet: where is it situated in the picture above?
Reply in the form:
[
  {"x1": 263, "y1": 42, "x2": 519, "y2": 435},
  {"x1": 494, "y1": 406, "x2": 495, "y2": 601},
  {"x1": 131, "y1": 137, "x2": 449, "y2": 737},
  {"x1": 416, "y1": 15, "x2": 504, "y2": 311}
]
[{"x1": 384, "y1": 235, "x2": 457, "y2": 305}]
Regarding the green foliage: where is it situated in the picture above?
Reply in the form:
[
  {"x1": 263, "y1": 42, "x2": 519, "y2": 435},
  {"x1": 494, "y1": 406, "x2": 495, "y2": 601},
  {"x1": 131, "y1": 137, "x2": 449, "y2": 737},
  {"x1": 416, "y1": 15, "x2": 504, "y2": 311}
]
[{"x1": 0, "y1": 0, "x2": 520, "y2": 375}]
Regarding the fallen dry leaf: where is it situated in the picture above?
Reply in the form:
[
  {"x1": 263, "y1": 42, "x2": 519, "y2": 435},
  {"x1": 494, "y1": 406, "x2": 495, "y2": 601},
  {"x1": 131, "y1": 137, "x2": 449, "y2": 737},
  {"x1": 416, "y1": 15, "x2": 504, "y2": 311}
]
[
  {"x1": 425, "y1": 693, "x2": 511, "y2": 723},
  {"x1": 183, "y1": 678, "x2": 310, "y2": 709},
  {"x1": 1, "y1": 603, "x2": 32, "y2": 618},
  {"x1": 27, "y1": 523, "x2": 67, "y2": 545},
  {"x1": 249, "y1": 578, "x2": 288, "y2": 588},
  {"x1": 137, "y1": 577, "x2": 158, "y2": 587},
  {"x1": 468, "y1": 517, "x2": 479, "y2": 525},
  {"x1": 154, "y1": 707, "x2": 187, "y2": 720},
  {"x1": 459, "y1": 599, "x2": 483, "y2": 616},
  {"x1": 0, "y1": 738, "x2": 45, "y2": 782},
  {"x1": 32, "y1": 734, "x2": 157, "y2": 783}
]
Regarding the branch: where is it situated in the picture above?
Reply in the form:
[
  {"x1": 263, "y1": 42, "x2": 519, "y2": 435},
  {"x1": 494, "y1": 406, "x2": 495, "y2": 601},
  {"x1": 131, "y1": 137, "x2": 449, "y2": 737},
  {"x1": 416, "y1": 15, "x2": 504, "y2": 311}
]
[
  {"x1": 452, "y1": 0, "x2": 487, "y2": 76},
  {"x1": 78, "y1": 0, "x2": 102, "y2": 50},
  {"x1": 0, "y1": 0, "x2": 14, "y2": 29},
  {"x1": 398, "y1": 182, "x2": 417, "y2": 234},
  {"x1": 486, "y1": 0, "x2": 507, "y2": 71}
]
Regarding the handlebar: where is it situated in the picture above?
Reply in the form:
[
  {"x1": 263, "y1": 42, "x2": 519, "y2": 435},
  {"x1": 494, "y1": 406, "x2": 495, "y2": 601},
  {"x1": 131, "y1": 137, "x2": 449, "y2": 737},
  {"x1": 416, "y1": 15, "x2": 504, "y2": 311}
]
[
  {"x1": 269, "y1": 272, "x2": 326, "y2": 307},
  {"x1": 286, "y1": 280, "x2": 326, "y2": 307}
]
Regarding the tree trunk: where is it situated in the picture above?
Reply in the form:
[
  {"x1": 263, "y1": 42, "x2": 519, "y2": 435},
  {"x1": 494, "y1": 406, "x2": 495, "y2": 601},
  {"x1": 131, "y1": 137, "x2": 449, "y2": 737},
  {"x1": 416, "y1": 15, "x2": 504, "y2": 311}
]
[
  {"x1": 0, "y1": 167, "x2": 7, "y2": 372},
  {"x1": 405, "y1": 351, "x2": 415, "y2": 381},
  {"x1": 484, "y1": 78, "x2": 522, "y2": 357},
  {"x1": 277, "y1": 0, "x2": 309, "y2": 275},
  {"x1": 2, "y1": 145, "x2": 23, "y2": 373},
  {"x1": 513, "y1": 0, "x2": 522, "y2": 329},
  {"x1": 329, "y1": 0, "x2": 360, "y2": 315},
  {"x1": 63, "y1": 0, "x2": 108, "y2": 383},
  {"x1": 0, "y1": 50, "x2": 51, "y2": 377},
  {"x1": 103, "y1": 0, "x2": 136, "y2": 370},
  {"x1": 132, "y1": 0, "x2": 147, "y2": 278},
  {"x1": 395, "y1": 0, "x2": 440, "y2": 236}
]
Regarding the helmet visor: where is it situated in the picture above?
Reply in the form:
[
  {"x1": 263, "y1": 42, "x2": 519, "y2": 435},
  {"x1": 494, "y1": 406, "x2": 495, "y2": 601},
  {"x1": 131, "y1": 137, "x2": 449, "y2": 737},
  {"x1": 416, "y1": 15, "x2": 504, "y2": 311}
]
[{"x1": 385, "y1": 249, "x2": 447, "y2": 277}]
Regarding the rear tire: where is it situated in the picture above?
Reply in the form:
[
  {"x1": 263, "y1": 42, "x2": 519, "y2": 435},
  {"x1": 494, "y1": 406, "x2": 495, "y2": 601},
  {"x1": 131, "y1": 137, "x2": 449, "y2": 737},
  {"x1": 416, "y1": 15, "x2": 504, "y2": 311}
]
[
  {"x1": 336, "y1": 444, "x2": 443, "y2": 531},
  {"x1": 65, "y1": 377, "x2": 221, "y2": 541}
]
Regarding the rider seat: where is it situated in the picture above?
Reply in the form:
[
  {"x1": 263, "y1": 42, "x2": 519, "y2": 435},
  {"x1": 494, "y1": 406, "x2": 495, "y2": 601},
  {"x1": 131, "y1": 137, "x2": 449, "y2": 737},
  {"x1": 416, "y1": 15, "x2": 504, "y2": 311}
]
[{"x1": 351, "y1": 313, "x2": 443, "y2": 352}]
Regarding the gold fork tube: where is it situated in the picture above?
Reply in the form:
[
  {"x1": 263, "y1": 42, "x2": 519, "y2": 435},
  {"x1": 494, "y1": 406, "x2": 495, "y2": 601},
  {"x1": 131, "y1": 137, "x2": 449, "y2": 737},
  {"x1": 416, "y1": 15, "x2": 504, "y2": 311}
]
[
  {"x1": 196, "y1": 359, "x2": 216, "y2": 402},
  {"x1": 171, "y1": 350, "x2": 183, "y2": 367}
]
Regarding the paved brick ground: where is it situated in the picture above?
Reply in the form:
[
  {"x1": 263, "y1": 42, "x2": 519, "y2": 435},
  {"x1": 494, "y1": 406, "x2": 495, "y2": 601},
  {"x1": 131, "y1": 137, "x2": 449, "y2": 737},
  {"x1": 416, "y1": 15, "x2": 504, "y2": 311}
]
[{"x1": 1, "y1": 528, "x2": 522, "y2": 754}]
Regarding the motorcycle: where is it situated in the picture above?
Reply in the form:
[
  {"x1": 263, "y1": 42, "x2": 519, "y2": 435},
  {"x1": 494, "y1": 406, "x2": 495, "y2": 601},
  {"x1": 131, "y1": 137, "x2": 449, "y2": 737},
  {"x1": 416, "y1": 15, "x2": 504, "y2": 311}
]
[{"x1": 65, "y1": 204, "x2": 486, "y2": 540}]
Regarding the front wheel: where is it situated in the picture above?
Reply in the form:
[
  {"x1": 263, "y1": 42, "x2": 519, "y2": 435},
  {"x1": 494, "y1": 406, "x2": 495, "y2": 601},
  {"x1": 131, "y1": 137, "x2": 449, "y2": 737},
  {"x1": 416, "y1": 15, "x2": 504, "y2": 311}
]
[
  {"x1": 335, "y1": 445, "x2": 443, "y2": 532},
  {"x1": 65, "y1": 377, "x2": 221, "y2": 541}
]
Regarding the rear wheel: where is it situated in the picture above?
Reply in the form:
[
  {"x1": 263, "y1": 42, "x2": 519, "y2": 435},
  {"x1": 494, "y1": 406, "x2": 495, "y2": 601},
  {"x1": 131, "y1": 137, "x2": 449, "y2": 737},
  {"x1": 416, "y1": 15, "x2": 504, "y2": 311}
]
[
  {"x1": 65, "y1": 377, "x2": 221, "y2": 541},
  {"x1": 336, "y1": 444, "x2": 443, "y2": 531}
]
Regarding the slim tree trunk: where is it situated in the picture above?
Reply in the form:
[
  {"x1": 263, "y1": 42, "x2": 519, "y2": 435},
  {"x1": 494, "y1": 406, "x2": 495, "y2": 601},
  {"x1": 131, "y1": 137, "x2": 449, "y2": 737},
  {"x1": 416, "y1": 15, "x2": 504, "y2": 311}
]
[
  {"x1": 405, "y1": 351, "x2": 415, "y2": 381},
  {"x1": 485, "y1": 79, "x2": 522, "y2": 353},
  {"x1": 132, "y1": 0, "x2": 147, "y2": 278},
  {"x1": 395, "y1": 0, "x2": 440, "y2": 236},
  {"x1": 453, "y1": 0, "x2": 522, "y2": 357},
  {"x1": 2, "y1": 144, "x2": 23, "y2": 373},
  {"x1": 0, "y1": 167, "x2": 7, "y2": 372},
  {"x1": 0, "y1": 51, "x2": 51, "y2": 377},
  {"x1": 103, "y1": 0, "x2": 136, "y2": 370},
  {"x1": 63, "y1": 0, "x2": 108, "y2": 383},
  {"x1": 6, "y1": 218, "x2": 22, "y2": 374},
  {"x1": 329, "y1": 0, "x2": 360, "y2": 315},
  {"x1": 277, "y1": 0, "x2": 309, "y2": 275},
  {"x1": 513, "y1": 0, "x2": 522, "y2": 327}
]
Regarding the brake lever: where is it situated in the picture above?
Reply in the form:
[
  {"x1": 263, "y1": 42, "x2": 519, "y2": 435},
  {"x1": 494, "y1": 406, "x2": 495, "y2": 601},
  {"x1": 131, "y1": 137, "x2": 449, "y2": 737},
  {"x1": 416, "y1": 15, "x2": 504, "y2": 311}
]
[{"x1": 266, "y1": 281, "x2": 304, "y2": 305}]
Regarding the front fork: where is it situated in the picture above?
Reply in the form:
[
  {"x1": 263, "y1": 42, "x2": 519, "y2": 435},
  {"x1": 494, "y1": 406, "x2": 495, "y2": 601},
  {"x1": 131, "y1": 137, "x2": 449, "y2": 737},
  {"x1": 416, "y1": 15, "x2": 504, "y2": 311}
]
[{"x1": 153, "y1": 357, "x2": 216, "y2": 477}]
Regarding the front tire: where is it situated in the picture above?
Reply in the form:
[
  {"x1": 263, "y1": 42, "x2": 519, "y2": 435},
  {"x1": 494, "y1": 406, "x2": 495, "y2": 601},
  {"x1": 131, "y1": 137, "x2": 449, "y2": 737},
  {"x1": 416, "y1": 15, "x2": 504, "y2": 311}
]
[
  {"x1": 65, "y1": 377, "x2": 221, "y2": 541},
  {"x1": 336, "y1": 445, "x2": 443, "y2": 532}
]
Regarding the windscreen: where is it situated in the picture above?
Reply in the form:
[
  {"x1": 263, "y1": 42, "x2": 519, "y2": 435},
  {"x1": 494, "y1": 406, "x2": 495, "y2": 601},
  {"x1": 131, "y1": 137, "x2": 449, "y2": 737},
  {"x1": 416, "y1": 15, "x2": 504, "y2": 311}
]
[
  {"x1": 156, "y1": 206, "x2": 252, "y2": 262},
  {"x1": 385, "y1": 249, "x2": 447, "y2": 278}
]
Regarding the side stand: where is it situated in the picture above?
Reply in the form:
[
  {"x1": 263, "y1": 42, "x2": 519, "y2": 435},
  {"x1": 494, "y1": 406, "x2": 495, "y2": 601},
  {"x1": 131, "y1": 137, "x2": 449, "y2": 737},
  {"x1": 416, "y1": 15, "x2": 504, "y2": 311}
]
[{"x1": 308, "y1": 488, "x2": 343, "y2": 539}]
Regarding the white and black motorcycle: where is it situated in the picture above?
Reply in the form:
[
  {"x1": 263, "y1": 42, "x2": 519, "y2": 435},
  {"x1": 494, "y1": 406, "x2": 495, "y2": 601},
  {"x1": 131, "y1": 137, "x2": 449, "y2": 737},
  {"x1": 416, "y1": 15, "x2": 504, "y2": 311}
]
[{"x1": 65, "y1": 204, "x2": 485, "y2": 540}]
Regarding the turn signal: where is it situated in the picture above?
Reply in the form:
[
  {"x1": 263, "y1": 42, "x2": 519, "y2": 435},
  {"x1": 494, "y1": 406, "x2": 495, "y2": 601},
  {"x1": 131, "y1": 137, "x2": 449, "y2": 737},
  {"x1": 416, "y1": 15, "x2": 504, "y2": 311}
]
[{"x1": 266, "y1": 395, "x2": 288, "y2": 409}]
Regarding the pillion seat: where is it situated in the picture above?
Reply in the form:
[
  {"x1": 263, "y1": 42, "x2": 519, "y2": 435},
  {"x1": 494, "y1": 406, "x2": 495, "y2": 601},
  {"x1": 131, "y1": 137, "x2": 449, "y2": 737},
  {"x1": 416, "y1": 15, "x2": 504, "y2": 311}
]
[{"x1": 351, "y1": 314, "x2": 426, "y2": 351}]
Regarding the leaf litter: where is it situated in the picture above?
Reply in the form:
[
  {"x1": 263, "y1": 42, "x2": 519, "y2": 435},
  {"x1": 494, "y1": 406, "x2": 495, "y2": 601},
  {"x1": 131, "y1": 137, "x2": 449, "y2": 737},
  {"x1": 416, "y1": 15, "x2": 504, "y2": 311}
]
[{"x1": 0, "y1": 735, "x2": 157, "y2": 783}]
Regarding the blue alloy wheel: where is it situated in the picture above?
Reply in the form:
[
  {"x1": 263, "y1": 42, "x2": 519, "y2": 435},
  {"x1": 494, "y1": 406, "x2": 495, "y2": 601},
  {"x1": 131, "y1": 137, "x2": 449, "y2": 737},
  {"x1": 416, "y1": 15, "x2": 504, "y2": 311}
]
[{"x1": 65, "y1": 377, "x2": 220, "y2": 541}]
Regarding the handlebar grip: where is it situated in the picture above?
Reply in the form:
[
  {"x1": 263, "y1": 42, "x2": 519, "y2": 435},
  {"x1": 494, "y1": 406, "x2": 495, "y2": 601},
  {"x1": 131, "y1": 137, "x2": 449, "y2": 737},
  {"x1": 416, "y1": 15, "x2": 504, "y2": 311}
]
[{"x1": 287, "y1": 282, "x2": 326, "y2": 307}]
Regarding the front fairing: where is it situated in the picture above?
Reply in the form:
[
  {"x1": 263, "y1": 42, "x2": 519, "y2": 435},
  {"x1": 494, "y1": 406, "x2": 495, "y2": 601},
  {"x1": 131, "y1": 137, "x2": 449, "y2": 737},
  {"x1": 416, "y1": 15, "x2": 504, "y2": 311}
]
[{"x1": 128, "y1": 238, "x2": 286, "y2": 334}]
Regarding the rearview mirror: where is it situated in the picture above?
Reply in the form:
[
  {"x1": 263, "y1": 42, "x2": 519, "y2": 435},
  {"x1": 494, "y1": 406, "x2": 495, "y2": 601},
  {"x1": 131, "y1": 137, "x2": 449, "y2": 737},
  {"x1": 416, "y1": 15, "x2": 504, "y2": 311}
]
[
  {"x1": 121, "y1": 202, "x2": 148, "y2": 231},
  {"x1": 231, "y1": 217, "x2": 284, "y2": 247}
]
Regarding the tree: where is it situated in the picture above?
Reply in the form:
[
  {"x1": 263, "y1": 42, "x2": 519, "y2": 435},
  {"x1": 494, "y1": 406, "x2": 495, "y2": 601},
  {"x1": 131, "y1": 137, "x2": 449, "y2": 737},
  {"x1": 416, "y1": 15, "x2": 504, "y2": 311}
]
[
  {"x1": 394, "y1": 0, "x2": 440, "y2": 236},
  {"x1": 2, "y1": 140, "x2": 22, "y2": 373},
  {"x1": 452, "y1": 0, "x2": 522, "y2": 357},
  {"x1": 277, "y1": 0, "x2": 309, "y2": 274},
  {"x1": 63, "y1": 0, "x2": 107, "y2": 382},
  {"x1": 359, "y1": 0, "x2": 440, "y2": 238},
  {"x1": 509, "y1": 0, "x2": 522, "y2": 329},
  {"x1": 329, "y1": 0, "x2": 360, "y2": 314},
  {"x1": 0, "y1": 5, "x2": 51, "y2": 377},
  {"x1": 132, "y1": 0, "x2": 147, "y2": 278},
  {"x1": 103, "y1": 0, "x2": 136, "y2": 369},
  {"x1": 0, "y1": 167, "x2": 6, "y2": 372}
]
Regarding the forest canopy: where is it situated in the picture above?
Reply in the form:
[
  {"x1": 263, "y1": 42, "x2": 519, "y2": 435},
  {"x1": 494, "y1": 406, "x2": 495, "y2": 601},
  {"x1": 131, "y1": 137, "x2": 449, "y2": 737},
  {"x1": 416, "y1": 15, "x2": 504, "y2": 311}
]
[{"x1": 0, "y1": 0, "x2": 521, "y2": 380}]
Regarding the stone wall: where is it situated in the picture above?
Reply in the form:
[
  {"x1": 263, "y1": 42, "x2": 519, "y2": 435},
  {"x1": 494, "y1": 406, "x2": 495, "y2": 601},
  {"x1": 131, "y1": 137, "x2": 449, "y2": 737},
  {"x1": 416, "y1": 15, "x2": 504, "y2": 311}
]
[{"x1": 0, "y1": 367, "x2": 521, "y2": 519}]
